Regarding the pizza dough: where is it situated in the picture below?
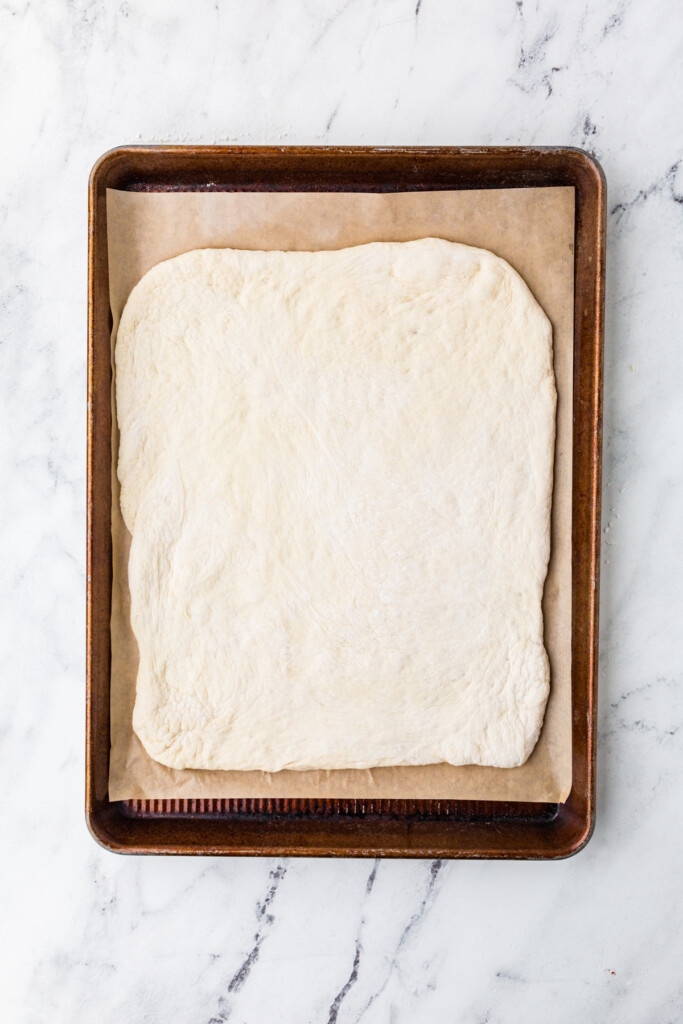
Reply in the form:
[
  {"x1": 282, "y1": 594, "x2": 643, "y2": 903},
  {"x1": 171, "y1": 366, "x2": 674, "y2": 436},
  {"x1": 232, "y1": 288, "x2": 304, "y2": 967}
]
[{"x1": 115, "y1": 238, "x2": 556, "y2": 772}]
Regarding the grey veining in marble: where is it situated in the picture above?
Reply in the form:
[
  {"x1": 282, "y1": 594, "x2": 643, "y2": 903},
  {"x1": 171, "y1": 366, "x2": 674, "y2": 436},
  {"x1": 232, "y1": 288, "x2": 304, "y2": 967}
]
[{"x1": 1, "y1": 0, "x2": 682, "y2": 1021}]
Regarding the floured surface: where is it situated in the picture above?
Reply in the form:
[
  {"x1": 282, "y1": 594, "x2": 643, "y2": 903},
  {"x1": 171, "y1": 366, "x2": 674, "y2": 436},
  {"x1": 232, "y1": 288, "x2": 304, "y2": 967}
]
[{"x1": 116, "y1": 238, "x2": 556, "y2": 773}]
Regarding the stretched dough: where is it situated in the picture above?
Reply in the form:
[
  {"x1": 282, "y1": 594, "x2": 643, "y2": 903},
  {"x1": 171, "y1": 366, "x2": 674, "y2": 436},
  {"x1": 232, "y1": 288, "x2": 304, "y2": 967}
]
[{"x1": 116, "y1": 239, "x2": 556, "y2": 771}]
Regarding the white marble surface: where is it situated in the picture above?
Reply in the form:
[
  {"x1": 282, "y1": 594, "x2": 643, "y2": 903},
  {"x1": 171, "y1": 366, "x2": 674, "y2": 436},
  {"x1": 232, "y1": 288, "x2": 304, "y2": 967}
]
[{"x1": 1, "y1": 0, "x2": 682, "y2": 1021}]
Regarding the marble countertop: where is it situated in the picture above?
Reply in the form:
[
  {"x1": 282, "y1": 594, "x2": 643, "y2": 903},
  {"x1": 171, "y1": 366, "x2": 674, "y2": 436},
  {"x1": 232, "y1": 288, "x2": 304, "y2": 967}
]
[{"x1": 2, "y1": 1, "x2": 682, "y2": 1021}]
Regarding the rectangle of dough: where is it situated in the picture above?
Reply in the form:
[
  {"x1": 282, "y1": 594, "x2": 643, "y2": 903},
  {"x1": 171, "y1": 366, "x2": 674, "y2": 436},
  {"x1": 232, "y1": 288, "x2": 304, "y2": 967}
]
[{"x1": 115, "y1": 238, "x2": 556, "y2": 772}]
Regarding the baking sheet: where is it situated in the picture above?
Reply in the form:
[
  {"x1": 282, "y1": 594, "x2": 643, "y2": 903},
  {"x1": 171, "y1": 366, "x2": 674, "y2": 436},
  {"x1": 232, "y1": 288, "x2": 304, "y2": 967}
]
[{"x1": 107, "y1": 185, "x2": 574, "y2": 802}]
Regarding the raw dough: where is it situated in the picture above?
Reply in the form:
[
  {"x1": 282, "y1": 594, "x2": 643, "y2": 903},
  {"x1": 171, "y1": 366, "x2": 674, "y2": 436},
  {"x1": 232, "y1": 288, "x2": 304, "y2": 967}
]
[{"x1": 116, "y1": 239, "x2": 556, "y2": 772}]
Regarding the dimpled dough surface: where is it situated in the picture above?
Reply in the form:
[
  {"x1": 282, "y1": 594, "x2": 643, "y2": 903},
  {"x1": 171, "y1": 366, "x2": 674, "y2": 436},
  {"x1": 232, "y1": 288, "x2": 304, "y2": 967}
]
[{"x1": 115, "y1": 239, "x2": 556, "y2": 772}]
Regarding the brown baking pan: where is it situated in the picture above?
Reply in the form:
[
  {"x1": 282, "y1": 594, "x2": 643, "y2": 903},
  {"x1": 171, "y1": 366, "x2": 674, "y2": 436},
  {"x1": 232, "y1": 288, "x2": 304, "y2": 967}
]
[{"x1": 87, "y1": 146, "x2": 605, "y2": 857}]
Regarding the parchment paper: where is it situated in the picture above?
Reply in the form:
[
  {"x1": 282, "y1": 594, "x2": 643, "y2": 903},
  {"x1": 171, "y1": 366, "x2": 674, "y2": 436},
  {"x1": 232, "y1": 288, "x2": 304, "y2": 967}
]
[{"x1": 107, "y1": 185, "x2": 574, "y2": 802}]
